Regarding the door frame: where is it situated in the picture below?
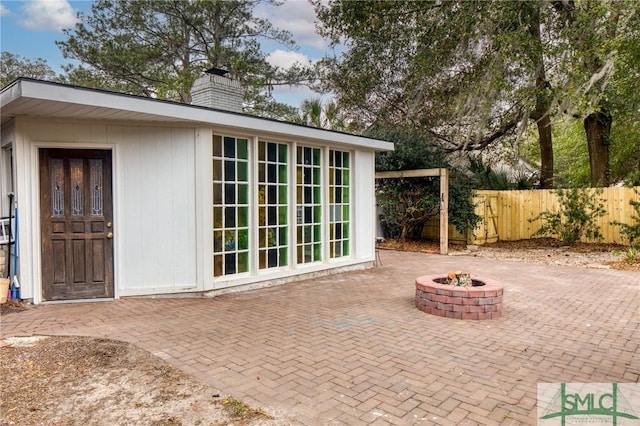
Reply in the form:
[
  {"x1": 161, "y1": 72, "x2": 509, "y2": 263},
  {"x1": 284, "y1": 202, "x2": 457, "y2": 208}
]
[{"x1": 33, "y1": 143, "x2": 118, "y2": 303}]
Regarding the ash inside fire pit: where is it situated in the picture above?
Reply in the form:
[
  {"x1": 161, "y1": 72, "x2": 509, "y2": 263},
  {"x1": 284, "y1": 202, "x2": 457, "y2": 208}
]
[{"x1": 432, "y1": 277, "x2": 486, "y2": 287}]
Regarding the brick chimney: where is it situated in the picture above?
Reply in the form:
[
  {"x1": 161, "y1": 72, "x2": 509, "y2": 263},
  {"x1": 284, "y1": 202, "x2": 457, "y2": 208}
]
[{"x1": 190, "y1": 68, "x2": 244, "y2": 113}]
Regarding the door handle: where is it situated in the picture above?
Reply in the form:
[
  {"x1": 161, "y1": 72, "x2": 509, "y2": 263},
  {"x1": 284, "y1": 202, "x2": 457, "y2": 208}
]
[{"x1": 107, "y1": 232, "x2": 113, "y2": 239}]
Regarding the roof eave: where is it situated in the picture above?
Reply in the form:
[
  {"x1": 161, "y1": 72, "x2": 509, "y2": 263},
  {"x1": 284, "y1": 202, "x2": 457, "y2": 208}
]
[{"x1": 2, "y1": 79, "x2": 395, "y2": 152}]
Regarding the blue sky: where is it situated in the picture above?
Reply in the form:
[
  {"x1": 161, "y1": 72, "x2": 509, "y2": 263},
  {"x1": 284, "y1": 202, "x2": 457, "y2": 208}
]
[{"x1": 0, "y1": 0, "x2": 333, "y2": 107}]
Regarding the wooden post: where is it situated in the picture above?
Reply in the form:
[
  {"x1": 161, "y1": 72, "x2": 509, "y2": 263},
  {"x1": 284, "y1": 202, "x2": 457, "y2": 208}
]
[
  {"x1": 375, "y1": 168, "x2": 449, "y2": 255},
  {"x1": 439, "y1": 168, "x2": 448, "y2": 255}
]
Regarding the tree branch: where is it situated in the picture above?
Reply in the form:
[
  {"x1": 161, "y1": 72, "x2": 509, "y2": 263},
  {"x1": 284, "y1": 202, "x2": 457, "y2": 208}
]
[{"x1": 442, "y1": 112, "x2": 523, "y2": 153}]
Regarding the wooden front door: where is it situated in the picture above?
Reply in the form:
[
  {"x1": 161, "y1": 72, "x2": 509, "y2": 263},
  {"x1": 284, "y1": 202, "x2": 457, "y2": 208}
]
[{"x1": 39, "y1": 149, "x2": 114, "y2": 301}]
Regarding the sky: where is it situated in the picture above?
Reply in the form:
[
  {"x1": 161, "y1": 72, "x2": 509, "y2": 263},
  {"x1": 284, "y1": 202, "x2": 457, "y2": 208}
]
[{"x1": 0, "y1": 0, "x2": 334, "y2": 107}]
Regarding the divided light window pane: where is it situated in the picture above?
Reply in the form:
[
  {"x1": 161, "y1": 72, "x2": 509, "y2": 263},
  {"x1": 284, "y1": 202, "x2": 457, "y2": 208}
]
[
  {"x1": 258, "y1": 140, "x2": 288, "y2": 270},
  {"x1": 329, "y1": 150, "x2": 350, "y2": 259},
  {"x1": 296, "y1": 146, "x2": 322, "y2": 264},
  {"x1": 213, "y1": 135, "x2": 250, "y2": 277}
]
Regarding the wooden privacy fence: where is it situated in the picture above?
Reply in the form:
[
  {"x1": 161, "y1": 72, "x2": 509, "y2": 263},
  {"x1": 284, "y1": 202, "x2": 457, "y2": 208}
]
[{"x1": 423, "y1": 186, "x2": 640, "y2": 245}]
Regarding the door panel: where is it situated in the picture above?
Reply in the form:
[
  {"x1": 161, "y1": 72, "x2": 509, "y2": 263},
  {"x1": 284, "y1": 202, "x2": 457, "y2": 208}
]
[{"x1": 40, "y1": 149, "x2": 114, "y2": 301}]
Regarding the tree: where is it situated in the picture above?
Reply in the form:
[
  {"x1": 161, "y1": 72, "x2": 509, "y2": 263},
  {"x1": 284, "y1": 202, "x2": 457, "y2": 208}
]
[
  {"x1": 526, "y1": 115, "x2": 640, "y2": 187},
  {"x1": 314, "y1": 0, "x2": 639, "y2": 188},
  {"x1": 57, "y1": 0, "x2": 313, "y2": 117},
  {"x1": 374, "y1": 126, "x2": 480, "y2": 241},
  {"x1": 607, "y1": 11, "x2": 640, "y2": 186},
  {"x1": 554, "y1": 1, "x2": 639, "y2": 187},
  {"x1": 296, "y1": 98, "x2": 335, "y2": 128},
  {"x1": 290, "y1": 97, "x2": 365, "y2": 132},
  {"x1": 547, "y1": 118, "x2": 591, "y2": 187},
  {"x1": 0, "y1": 52, "x2": 57, "y2": 87},
  {"x1": 315, "y1": 1, "x2": 558, "y2": 186},
  {"x1": 610, "y1": 119, "x2": 640, "y2": 185}
]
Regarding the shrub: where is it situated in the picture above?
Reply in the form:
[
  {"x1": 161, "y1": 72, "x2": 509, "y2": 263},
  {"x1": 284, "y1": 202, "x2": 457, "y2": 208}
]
[
  {"x1": 624, "y1": 246, "x2": 639, "y2": 263},
  {"x1": 468, "y1": 157, "x2": 512, "y2": 190},
  {"x1": 529, "y1": 187, "x2": 606, "y2": 244},
  {"x1": 611, "y1": 188, "x2": 640, "y2": 247},
  {"x1": 468, "y1": 157, "x2": 537, "y2": 190}
]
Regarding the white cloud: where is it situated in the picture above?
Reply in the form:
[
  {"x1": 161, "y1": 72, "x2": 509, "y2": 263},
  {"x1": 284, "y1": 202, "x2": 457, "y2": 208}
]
[
  {"x1": 266, "y1": 49, "x2": 312, "y2": 69},
  {"x1": 256, "y1": 0, "x2": 337, "y2": 107},
  {"x1": 20, "y1": 0, "x2": 77, "y2": 32},
  {"x1": 271, "y1": 84, "x2": 329, "y2": 108},
  {"x1": 274, "y1": 1, "x2": 327, "y2": 49},
  {"x1": 0, "y1": 3, "x2": 9, "y2": 16},
  {"x1": 257, "y1": 0, "x2": 329, "y2": 52}
]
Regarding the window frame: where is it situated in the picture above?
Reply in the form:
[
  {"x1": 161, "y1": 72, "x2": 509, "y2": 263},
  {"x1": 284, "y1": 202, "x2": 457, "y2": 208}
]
[
  {"x1": 212, "y1": 134, "x2": 355, "y2": 281},
  {"x1": 212, "y1": 134, "x2": 252, "y2": 277}
]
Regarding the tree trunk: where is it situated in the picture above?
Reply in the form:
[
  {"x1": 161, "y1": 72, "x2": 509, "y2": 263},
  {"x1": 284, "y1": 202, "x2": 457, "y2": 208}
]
[
  {"x1": 529, "y1": 3, "x2": 554, "y2": 189},
  {"x1": 400, "y1": 221, "x2": 427, "y2": 241},
  {"x1": 537, "y1": 113, "x2": 554, "y2": 189},
  {"x1": 584, "y1": 109, "x2": 611, "y2": 187},
  {"x1": 400, "y1": 225, "x2": 409, "y2": 241}
]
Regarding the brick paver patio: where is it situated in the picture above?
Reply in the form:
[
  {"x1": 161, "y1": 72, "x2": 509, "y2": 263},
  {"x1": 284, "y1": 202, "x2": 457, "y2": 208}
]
[{"x1": 1, "y1": 250, "x2": 638, "y2": 425}]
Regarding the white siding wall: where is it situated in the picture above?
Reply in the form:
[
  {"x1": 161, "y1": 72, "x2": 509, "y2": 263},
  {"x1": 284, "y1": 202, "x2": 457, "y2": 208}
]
[
  {"x1": 15, "y1": 118, "x2": 198, "y2": 301},
  {"x1": 111, "y1": 125, "x2": 197, "y2": 295},
  {"x1": 353, "y1": 150, "x2": 376, "y2": 261}
]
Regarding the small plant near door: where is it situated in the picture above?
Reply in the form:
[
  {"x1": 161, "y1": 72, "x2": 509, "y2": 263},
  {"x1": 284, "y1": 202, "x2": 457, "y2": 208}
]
[{"x1": 529, "y1": 187, "x2": 606, "y2": 244}]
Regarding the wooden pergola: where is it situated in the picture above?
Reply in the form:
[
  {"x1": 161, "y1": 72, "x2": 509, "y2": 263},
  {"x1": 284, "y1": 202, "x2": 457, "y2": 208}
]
[{"x1": 374, "y1": 168, "x2": 449, "y2": 255}]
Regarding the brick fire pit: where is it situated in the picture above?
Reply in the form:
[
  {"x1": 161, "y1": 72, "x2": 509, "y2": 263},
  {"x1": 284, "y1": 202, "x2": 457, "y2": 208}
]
[{"x1": 415, "y1": 275, "x2": 503, "y2": 320}]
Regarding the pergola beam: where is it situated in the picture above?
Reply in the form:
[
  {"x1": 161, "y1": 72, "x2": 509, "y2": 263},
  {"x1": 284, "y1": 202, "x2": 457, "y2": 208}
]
[{"x1": 375, "y1": 169, "x2": 443, "y2": 179}]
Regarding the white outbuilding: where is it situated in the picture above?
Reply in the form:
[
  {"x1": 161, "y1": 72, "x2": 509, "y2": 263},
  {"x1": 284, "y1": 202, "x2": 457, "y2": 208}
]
[{"x1": 0, "y1": 77, "x2": 393, "y2": 303}]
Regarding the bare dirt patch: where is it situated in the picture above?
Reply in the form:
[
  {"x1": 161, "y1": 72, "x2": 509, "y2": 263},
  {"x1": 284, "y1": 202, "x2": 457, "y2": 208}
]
[
  {"x1": 378, "y1": 237, "x2": 640, "y2": 271},
  {"x1": 0, "y1": 336, "x2": 291, "y2": 426}
]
